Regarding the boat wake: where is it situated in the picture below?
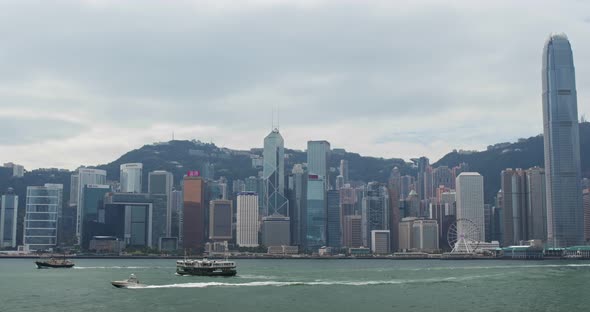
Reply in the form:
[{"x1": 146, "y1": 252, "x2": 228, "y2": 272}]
[
  {"x1": 134, "y1": 274, "x2": 499, "y2": 289},
  {"x1": 74, "y1": 266, "x2": 171, "y2": 270},
  {"x1": 418, "y1": 263, "x2": 590, "y2": 271},
  {"x1": 237, "y1": 274, "x2": 278, "y2": 280}
]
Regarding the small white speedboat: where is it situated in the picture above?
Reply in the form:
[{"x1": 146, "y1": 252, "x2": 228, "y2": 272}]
[{"x1": 111, "y1": 274, "x2": 144, "y2": 288}]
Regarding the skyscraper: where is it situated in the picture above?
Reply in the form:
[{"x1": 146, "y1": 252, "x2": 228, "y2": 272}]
[
  {"x1": 400, "y1": 175, "x2": 414, "y2": 200},
  {"x1": 326, "y1": 190, "x2": 341, "y2": 248},
  {"x1": 456, "y1": 172, "x2": 485, "y2": 242},
  {"x1": 148, "y1": 170, "x2": 174, "y2": 236},
  {"x1": 288, "y1": 164, "x2": 307, "y2": 246},
  {"x1": 361, "y1": 182, "x2": 389, "y2": 249},
  {"x1": 307, "y1": 140, "x2": 331, "y2": 189},
  {"x1": 24, "y1": 184, "x2": 63, "y2": 251},
  {"x1": 236, "y1": 192, "x2": 259, "y2": 247},
  {"x1": 306, "y1": 174, "x2": 326, "y2": 250},
  {"x1": 342, "y1": 215, "x2": 362, "y2": 248},
  {"x1": 340, "y1": 159, "x2": 349, "y2": 184},
  {"x1": 387, "y1": 184, "x2": 400, "y2": 252},
  {"x1": 120, "y1": 163, "x2": 143, "y2": 193},
  {"x1": 542, "y1": 33, "x2": 583, "y2": 247},
  {"x1": 501, "y1": 168, "x2": 527, "y2": 245},
  {"x1": 527, "y1": 167, "x2": 547, "y2": 241},
  {"x1": 75, "y1": 168, "x2": 107, "y2": 242},
  {"x1": 263, "y1": 129, "x2": 287, "y2": 216},
  {"x1": 209, "y1": 199, "x2": 233, "y2": 241},
  {"x1": 413, "y1": 157, "x2": 429, "y2": 200},
  {"x1": 80, "y1": 184, "x2": 110, "y2": 249},
  {"x1": 101, "y1": 192, "x2": 154, "y2": 248},
  {"x1": 183, "y1": 175, "x2": 206, "y2": 252},
  {"x1": 0, "y1": 188, "x2": 18, "y2": 248},
  {"x1": 583, "y1": 189, "x2": 590, "y2": 243},
  {"x1": 411, "y1": 219, "x2": 439, "y2": 252},
  {"x1": 432, "y1": 166, "x2": 453, "y2": 192}
]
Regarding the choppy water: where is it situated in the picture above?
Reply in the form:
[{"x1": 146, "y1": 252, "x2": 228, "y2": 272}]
[{"x1": 1, "y1": 258, "x2": 589, "y2": 311}]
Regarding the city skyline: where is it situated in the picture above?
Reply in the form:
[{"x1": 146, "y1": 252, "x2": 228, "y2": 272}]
[{"x1": 0, "y1": 1, "x2": 589, "y2": 170}]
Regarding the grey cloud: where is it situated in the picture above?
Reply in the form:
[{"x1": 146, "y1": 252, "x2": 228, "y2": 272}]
[{"x1": 0, "y1": 117, "x2": 87, "y2": 145}]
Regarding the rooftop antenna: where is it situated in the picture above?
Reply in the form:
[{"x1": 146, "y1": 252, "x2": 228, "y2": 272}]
[
  {"x1": 277, "y1": 103, "x2": 280, "y2": 131},
  {"x1": 271, "y1": 106, "x2": 275, "y2": 131},
  {"x1": 172, "y1": 131, "x2": 175, "y2": 141}
]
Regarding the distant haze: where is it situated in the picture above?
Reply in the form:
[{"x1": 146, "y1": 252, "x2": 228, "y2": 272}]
[{"x1": 0, "y1": 0, "x2": 588, "y2": 169}]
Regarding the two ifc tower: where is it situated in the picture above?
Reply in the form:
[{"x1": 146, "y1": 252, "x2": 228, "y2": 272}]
[{"x1": 542, "y1": 33, "x2": 584, "y2": 248}]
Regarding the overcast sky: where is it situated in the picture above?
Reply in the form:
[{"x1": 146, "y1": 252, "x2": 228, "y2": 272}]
[{"x1": 1, "y1": 0, "x2": 589, "y2": 170}]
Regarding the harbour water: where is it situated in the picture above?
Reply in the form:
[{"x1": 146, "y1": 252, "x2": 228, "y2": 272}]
[{"x1": 1, "y1": 258, "x2": 589, "y2": 311}]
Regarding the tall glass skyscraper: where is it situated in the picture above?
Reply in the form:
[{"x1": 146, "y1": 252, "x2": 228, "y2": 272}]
[
  {"x1": 306, "y1": 174, "x2": 326, "y2": 250},
  {"x1": 542, "y1": 33, "x2": 583, "y2": 247},
  {"x1": 263, "y1": 129, "x2": 287, "y2": 216},
  {"x1": 24, "y1": 184, "x2": 63, "y2": 251},
  {"x1": 307, "y1": 140, "x2": 331, "y2": 188}
]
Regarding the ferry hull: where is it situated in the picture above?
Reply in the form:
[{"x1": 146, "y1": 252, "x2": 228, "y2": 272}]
[
  {"x1": 176, "y1": 267, "x2": 237, "y2": 277},
  {"x1": 35, "y1": 262, "x2": 75, "y2": 269}
]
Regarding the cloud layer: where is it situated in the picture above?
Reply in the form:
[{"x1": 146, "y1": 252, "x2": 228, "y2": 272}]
[{"x1": 0, "y1": 0, "x2": 589, "y2": 170}]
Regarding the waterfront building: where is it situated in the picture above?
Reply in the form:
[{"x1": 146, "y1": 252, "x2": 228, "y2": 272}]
[
  {"x1": 171, "y1": 189, "x2": 183, "y2": 242},
  {"x1": 148, "y1": 170, "x2": 174, "y2": 236},
  {"x1": 209, "y1": 199, "x2": 233, "y2": 241},
  {"x1": 527, "y1": 167, "x2": 547, "y2": 241},
  {"x1": 0, "y1": 188, "x2": 18, "y2": 248},
  {"x1": 74, "y1": 168, "x2": 107, "y2": 242},
  {"x1": 24, "y1": 184, "x2": 63, "y2": 251},
  {"x1": 501, "y1": 168, "x2": 527, "y2": 245},
  {"x1": 342, "y1": 215, "x2": 362, "y2": 248},
  {"x1": 361, "y1": 182, "x2": 389, "y2": 249},
  {"x1": 263, "y1": 129, "x2": 288, "y2": 216},
  {"x1": 80, "y1": 184, "x2": 111, "y2": 249},
  {"x1": 456, "y1": 172, "x2": 485, "y2": 242},
  {"x1": 398, "y1": 217, "x2": 418, "y2": 251},
  {"x1": 412, "y1": 219, "x2": 439, "y2": 252},
  {"x1": 326, "y1": 190, "x2": 341, "y2": 248},
  {"x1": 101, "y1": 193, "x2": 153, "y2": 248},
  {"x1": 371, "y1": 230, "x2": 390, "y2": 254},
  {"x1": 542, "y1": 33, "x2": 584, "y2": 247},
  {"x1": 307, "y1": 140, "x2": 331, "y2": 189},
  {"x1": 288, "y1": 165, "x2": 307, "y2": 246},
  {"x1": 120, "y1": 163, "x2": 143, "y2": 193},
  {"x1": 484, "y1": 204, "x2": 492, "y2": 243},
  {"x1": 149, "y1": 194, "x2": 168, "y2": 249},
  {"x1": 261, "y1": 214, "x2": 290, "y2": 247},
  {"x1": 493, "y1": 190, "x2": 504, "y2": 244},
  {"x1": 387, "y1": 185, "x2": 400, "y2": 252},
  {"x1": 236, "y1": 192, "x2": 259, "y2": 247},
  {"x1": 183, "y1": 175, "x2": 206, "y2": 252},
  {"x1": 306, "y1": 174, "x2": 326, "y2": 250}
]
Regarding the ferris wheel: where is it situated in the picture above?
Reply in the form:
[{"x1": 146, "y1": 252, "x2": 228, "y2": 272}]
[{"x1": 447, "y1": 218, "x2": 481, "y2": 254}]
